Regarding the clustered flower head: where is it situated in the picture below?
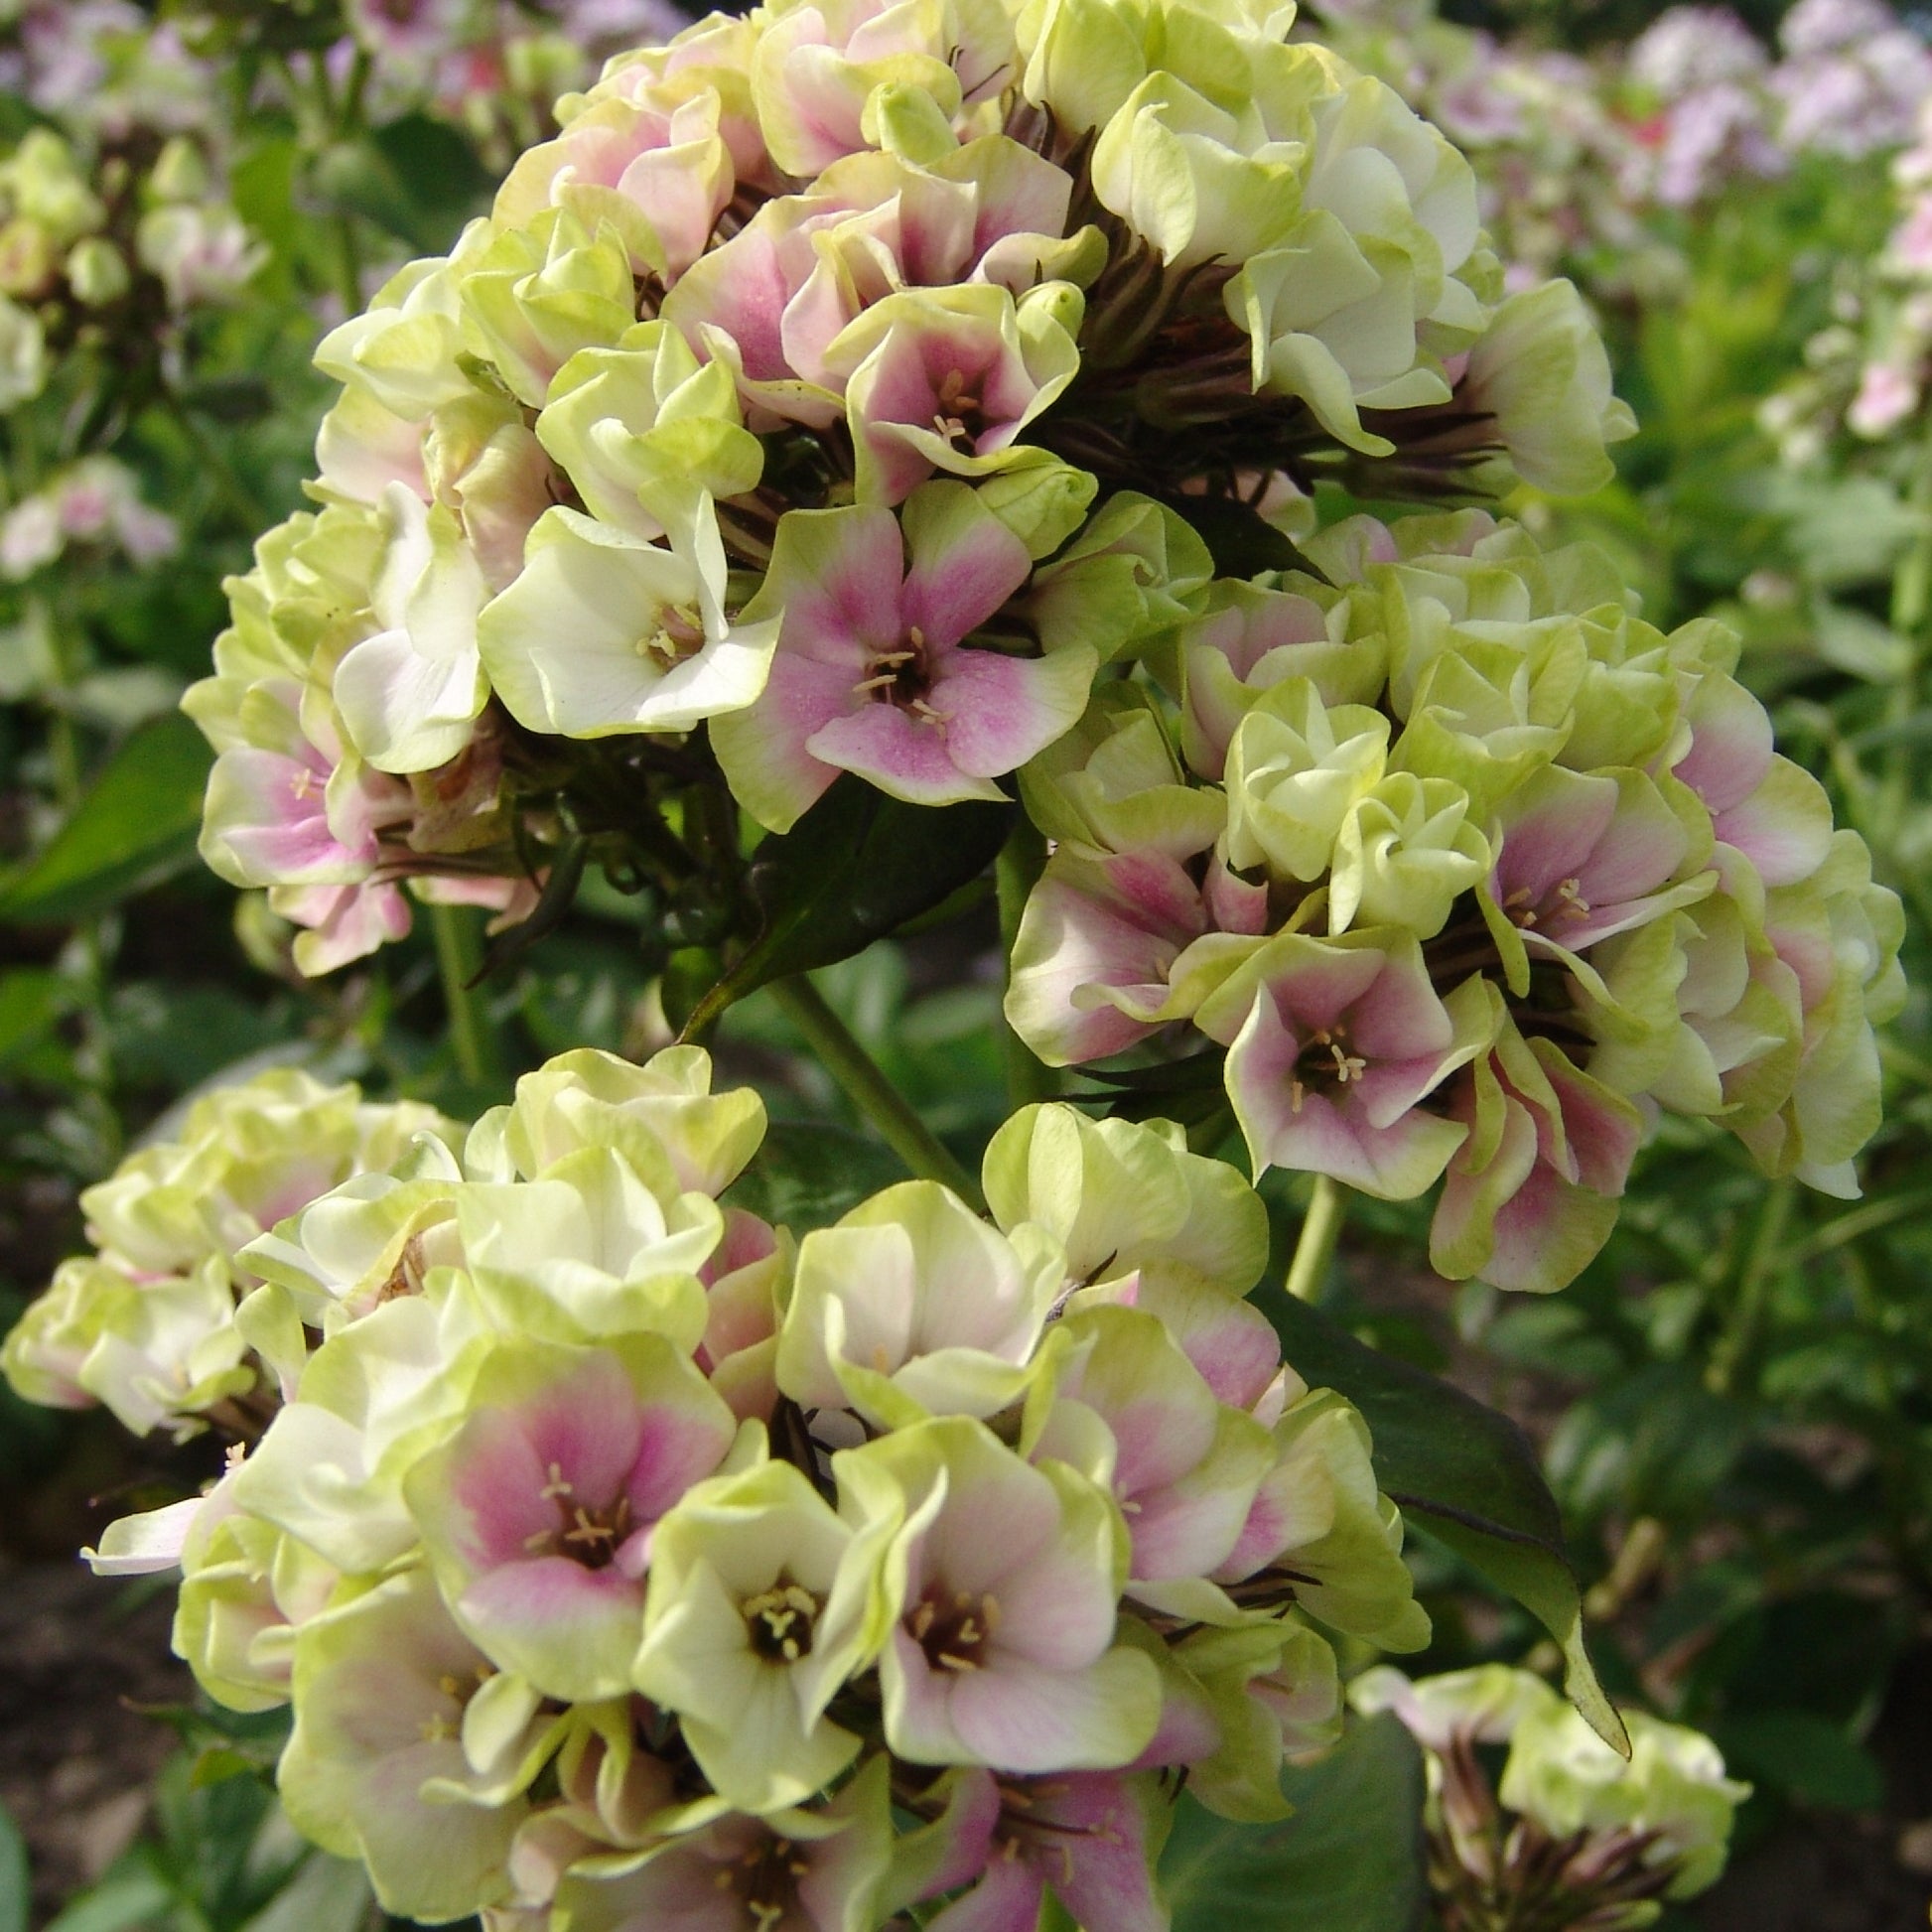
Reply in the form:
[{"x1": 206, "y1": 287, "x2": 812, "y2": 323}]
[
  {"x1": 0, "y1": 124, "x2": 265, "y2": 414},
  {"x1": 1353, "y1": 1665, "x2": 1750, "y2": 1930},
  {"x1": 9, "y1": 1049, "x2": 1432, "y2": 1930},
  {"x1": 189, "y1": 0, "x2": 1643, "y2": 976},
  {"x1": 1, "y1": 1067, "x2": 459, "y2": 1437},
  {"x1": 1307, "y1": 0, "x2": 1932, "y2": 299},
  {"x1": 1795, "y1": 86, "x2": 1932, "y2": 448},
  {"x1": 0, "y1": 453, "x2": 178, "y2": 580},
  {"x1": 1006, "y1": 505, "x2": 1905, "y2": 1291}
]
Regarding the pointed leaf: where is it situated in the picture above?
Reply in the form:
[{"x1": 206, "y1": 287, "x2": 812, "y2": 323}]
[
  {"x1": 1163, "y1": 1712, "x2": 1427, "y2": 1932},
  {"x1": 682, "y1": 777, "x2": 1012, "y2": 1036},
  {"x1": 0, "y1": 713, "x2": 212, "y2": 923},
  {"x1": 1262, "y1": 1287, "x2": 1628, "y2": 1754}
]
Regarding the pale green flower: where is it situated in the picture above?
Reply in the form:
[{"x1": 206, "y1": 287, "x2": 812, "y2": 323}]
[
  {"x1": 1223, "y1": 677, "x2": 1391, "y2": 882},
  {"x1": 1462, "y1": 279, "x2": 1637, "y2": 498},
  {"x1": 476, "y1": 500, "x2": 780, "y2": 740},
  {"x1": 633, "y1": 1458, "x2": 896, "y2": 1810},
  {"x1": 535, "y1": 322, "x2": 764, "y2": 541}
]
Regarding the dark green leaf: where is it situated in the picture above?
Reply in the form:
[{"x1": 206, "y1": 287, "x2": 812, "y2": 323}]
[
  {"x1": 1710, "y1": 1712, "x2": 1884, "y2": 1811},
  {"x1": 1161, "y1": 493, "x2": 1313, "y2": 581},
  {"x1": 0, "y1": 713, "x2": 211, "y2": 925},
  {"x1": 681, "y1": 779, "x2": 1012, "y2": 1038},
  {"x1": 0, "y1": 1797, "x2": 27, "y2": 1932},
  {"x1": 1263, "y1": 1288, "x2": 1627, "y2": 1753},
  {"x1": 724, "y1": 1121, "x2": 909, "y2": 1231},
  {"x1": 44, "y1": 1856, "x2": 172, "y2": 1932},
  {"x1": 0, "y1": 970, "x2": 69, "y2": 1069},
  {"x1": 1163, "y1": 1713, "x2": 1428, "y2": 1932}
]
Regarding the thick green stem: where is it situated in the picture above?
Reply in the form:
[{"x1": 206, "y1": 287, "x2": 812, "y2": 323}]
[
  {"x1": 1285, "y1": 1173, "x2": 1345, "y2": 1302},
  {"x1": 431, "y1": 901, "x2": 504, "y2": 1092},
  {"x1": 770, "y1": 973, "x2": 986, "y2": 1209},
  {"x1": 1879, "y1": 432, "x2": 1932, "y2": 843},
  {"x1": 996, "y1": 814, "x2": 1056, "y2": 1110},
  {"x1": 1706, "y1": 1179, "x2": 1794, "y2": 1396}
]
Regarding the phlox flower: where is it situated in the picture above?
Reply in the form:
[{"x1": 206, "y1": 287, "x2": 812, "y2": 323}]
[
  {"x1": 633, "y1": 1457, "x2": 894, "y2": 1809},
  {"x1": 477, "y1": 499, "x2": 782, "y2": 740},
  {"x1": 1027, "y1": 1307, "x2": 1276, "y2": 1611},
  {"x1": 1204, "y1": 928, "x2": 1494, "y2": 1199},
  {"x1": 467, "y1": 1043, "x2": 768, "y2": 1199},
  {"x1": 1429, "y1": 1006, "x2": 1644, "y2": 1294},
  {"x1": 835, "y1": 1415, "x2": 1162, "y2": 1773},
  {"x1": 826, "y1": 282, "x2": 1083, "y2": 505},
  {"x1": 907, "y1": 1768, "x2": 1169, "y2": 1932},
  {"x1": 712, "y1": 482, "x2": 1095, "y2": 831},
  {"x1": 404, "y1": 1332, "x2": 740, "y2": 1701},
  {"x1": 775, "y1": 1178, "x2": 1063, "y2": 1428},
  {"x1": 278, "y1": 1568, "x2": 560, "y2": 1923},
  {"x1": 749, "y1": 0, "x2": 1014, "y2": 180},
  {"x1": 332, "y1": 483, "x2": 492, "y2": 775},
  {"x1": 551, "y1": 1755, "x2": 893, "y2": 1932}
]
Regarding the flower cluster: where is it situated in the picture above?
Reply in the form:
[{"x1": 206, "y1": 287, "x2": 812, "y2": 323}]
[
  {"x1": 1313, "y1": 0, "x2": 1932, "y2": 295},
  {"x1": 14, "y1": 1048, "x2": 1431, "y2": 1930},
  {"x1": 0, "y1": 125, "x2": 265, "y2": 415},
  {"x1": 1, "y1": 1067, "x2": 459, "y2": 1438},
  {"x1": 189, "y1": 0, "x2": 1643, "y2": 973},
  {"x1": 1006, "y1": 507, "x2": 1904, "y2": 1292},
  {"x1": 1791, "y1": 91, "x2": 1932, "y2": 446},
  {"x1": 1353, "y1": 1665, "x2": 1749, "y2": 1930},
  {"x1": 0, "y1": 453, "x2": 179, "y2": 581}
]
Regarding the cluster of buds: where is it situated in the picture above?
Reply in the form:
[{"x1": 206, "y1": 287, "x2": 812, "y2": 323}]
[
  {"x1": 1353, "y1": 1666, "x2": 1749, "y2": 1931},
  {"x1": 0, "y1": 1068, "x2": 458, "y2": 1437},
  {"x1": 0, "y1": 126, "x2": 265, "y2": 413},
  {"x1": 8, "y1": 1051, "x2": 1432, "y2": 1929},
  {"x1": 1005, "y1": 506, "x2": 1905, "y2": 1291},
  {"x1": 188, "y1": 0, "x2": 1643, "y2": 975}
]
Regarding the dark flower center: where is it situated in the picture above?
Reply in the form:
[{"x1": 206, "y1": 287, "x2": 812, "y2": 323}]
[
  {"x1": 906, "y1": 1587, "x2": 1002, "y2": 1673},
  {"x1": 744, "y1": 1581, "x2": 820, "y2": 1664},
  {"x1": 531, "y1": 1460, "x2": 632, "y2": 1571},
  {"x1": 1291, "y1": 1025, "x2": 1368, "y2": 1112}
]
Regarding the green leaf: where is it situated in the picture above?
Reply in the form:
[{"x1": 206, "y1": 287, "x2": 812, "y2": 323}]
[
  {"x1": 0, "y1": 713, "x2": 211, "y2": 925},
  {"x1": 234, "y1": 1851, "x2": 371, "y2": 1932},
  {"x1": 681, "y1": 778, "x2": 1012, "y2": 1038},
  {"x1": 0, "y1": 1797, "x2": 28, "y2": 1932},
  {"x1": 1262, "y1": 1288, "x2": 1628, "y2": 1755},
  {"x1": 1163, "y1": 1713, "x2": 1428, "y2": 1932},
  {"x1": 724, "y1": 1120, "x2": 910, "y2": 1231},
  {"x1": 43, "y1": 1857, "x2": 172, "y2": 1932},
  {"x1": 1710, "y1": 1711, "x2": 1884, "y2": 1811},
  {"x1": 1160, "y1": 493, "x2": 1312, "y2": 581},
  {"x1": 0, "y1": 970, "x2": 69, "y2": 1069}
]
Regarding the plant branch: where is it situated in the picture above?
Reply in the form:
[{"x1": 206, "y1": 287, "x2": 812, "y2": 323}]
[
  {"x1": 996, "y1": 813, "x2": 1057, "y2": 1111},
  {"x1": 431, "y1": 901, "x2": 505, "y2": 1092},
  {"x1": 1705, "y1": 1178, "x2": 1793, "y2": 1396},
  {"x1": 1285, "y1": 1173, "x2": 1345, "y2": 1302},
  {"x1": 769, "y1": 973, "x2": 986, "y2": 1209}
]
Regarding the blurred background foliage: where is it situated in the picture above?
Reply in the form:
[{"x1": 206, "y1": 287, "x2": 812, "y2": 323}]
[{"x1": 3, "y1": 0, "x2": 1932, "y2": 1925}]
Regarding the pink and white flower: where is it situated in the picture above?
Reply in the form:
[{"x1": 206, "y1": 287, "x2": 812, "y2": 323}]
[
  {"x1": 1206, "y1": 930, "x2": 1495, "y2": 1199},
  {"x1": 404, "y1": 1333, "x2": 739, "y2": 1702},
  {"x1": 711, "y1": 482, "x2": 1095, "y2": 830},
  {"x1": 835, "y1": 1416, "x2": 1162, "y2": 1773}
]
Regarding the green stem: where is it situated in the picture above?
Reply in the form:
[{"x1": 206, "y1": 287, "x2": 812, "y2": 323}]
[
  {"x1": 1705, "y1": 1179, "x2": 1794, "y2": 1397},
  {"x1": 1880, "y1": 432, "x2": 1932, "y2": 844},
  {"x1": 769, "y1": 973, "x2": 986, "y2": 1209},
  {"x1": 996, "y1": 814, "x2": 1056, "y2": 1110},
  {"x1": 431, "y1": 901, "x2": 505, "y2": 1092},
  {"x1": 1284, "y1": 1173, "x2": 1345, "y2": 1302}
]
